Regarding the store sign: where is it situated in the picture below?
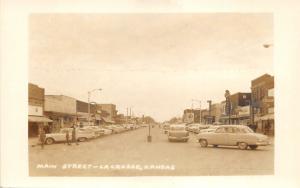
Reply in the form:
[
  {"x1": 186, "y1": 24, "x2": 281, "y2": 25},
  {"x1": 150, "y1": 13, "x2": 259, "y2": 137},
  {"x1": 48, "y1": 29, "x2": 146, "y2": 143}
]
[
  {"x1": 28, "y1": 105, "x2": 43, "y2": 116},
  {"x1": 238, "y1": 106, "x2": 250, "y2": 116},
  {"x1": 268, "y1": 107, "x2": 274, "y2": 114},
  {"x1": 268, "y1": 88, "x2": 274, "y2": 97}
]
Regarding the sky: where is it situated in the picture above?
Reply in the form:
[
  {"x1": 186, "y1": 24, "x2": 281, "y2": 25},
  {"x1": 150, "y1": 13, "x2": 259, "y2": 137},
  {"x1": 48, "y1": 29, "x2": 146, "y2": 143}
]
[{"x1": 29, "y1": 13, "x2": 273, "y2": 122}]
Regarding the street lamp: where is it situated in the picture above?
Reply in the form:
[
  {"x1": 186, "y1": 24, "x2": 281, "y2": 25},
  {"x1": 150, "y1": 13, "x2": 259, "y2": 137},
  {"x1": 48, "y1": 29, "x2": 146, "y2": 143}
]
[
  {"x1": 192, "y1": 99, "x2": 202, "y2": 123},
  {"x1": 263, "y1": 43, "x2": 273, "y2": 48},
  {"x1": 225, "y1": 90, "x2": 231, "y2": 124},
  {"x1": 88, "y1": 88, "x2": 102, "y2": 126},
  {"x1": 207, "y1": 100, "x2": 212, "y2": 124}
]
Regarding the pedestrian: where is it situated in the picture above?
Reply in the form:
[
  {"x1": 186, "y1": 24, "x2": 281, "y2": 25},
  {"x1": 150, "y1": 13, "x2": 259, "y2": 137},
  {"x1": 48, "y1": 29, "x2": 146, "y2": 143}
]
[
  {"x1": 72, "y1": 127, "x2": 79, "y2": 145},
  {"x1": 252, "y1": 123, "x2": 258, "y2": 132},
  {"x1": 39, "y1": 128, "x2": 46, "y2": 149},
  {"x1": 264, "y1": 122, "x2": 271, "y2": 135},
  {"x1": 66, "y1": 130, "x2": 70, "y2": 145}
]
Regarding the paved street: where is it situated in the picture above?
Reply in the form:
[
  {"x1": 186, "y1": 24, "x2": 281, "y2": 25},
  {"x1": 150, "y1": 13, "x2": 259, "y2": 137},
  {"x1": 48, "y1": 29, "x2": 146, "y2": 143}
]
[{"x1": 29, "y1": 126, "x2": 274, "y2": 176}]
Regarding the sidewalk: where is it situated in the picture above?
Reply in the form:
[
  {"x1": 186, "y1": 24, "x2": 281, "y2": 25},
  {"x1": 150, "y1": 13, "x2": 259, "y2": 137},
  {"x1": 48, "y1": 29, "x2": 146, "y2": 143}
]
[{"x1": 29, "y1": 137, "x2": 39, "y2": 147}]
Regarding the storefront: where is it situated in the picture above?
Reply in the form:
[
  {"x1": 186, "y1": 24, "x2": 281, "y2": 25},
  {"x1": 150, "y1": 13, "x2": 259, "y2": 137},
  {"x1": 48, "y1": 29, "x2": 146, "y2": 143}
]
[
  {"x1": 28, "y1": 115, "x2": 53, "y2": 137},
  {"x1": 255, "y1": 114, "x2": 274, "y2": 135}
]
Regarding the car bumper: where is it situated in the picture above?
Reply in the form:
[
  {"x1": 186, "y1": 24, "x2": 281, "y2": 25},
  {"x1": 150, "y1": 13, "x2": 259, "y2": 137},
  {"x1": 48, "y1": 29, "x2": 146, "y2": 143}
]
[
  {"x1": 255, "y1": 141, "x2": 270, "y2": 146},
  {"x1": 168, "y1": 136, "x2": 189, "y2": 140}
]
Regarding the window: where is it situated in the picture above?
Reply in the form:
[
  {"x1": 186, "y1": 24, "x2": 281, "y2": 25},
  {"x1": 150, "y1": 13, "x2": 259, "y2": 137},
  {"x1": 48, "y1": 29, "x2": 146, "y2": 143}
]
[
  {"x1": 215, "y1": 127, "x2": 225, "y2": 133},
  {"x1": 225, "y1": 127, "x2": 234, "y2": 133},
  {"x1": 232, "y1": 127, "x2": 241, "y2": 133}
]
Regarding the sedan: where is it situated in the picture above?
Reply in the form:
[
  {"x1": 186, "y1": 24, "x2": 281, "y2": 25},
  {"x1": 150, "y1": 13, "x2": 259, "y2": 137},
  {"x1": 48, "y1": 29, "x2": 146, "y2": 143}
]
[
  {"x1": 168, "y1": 124, "x2": 189, "y2": 142},
  {"x1": 197, "y1": 125, "x2": 270, "y2": 150},
  {"x1": 44, "y1": 128, "x2": 95, "y2": 145}
]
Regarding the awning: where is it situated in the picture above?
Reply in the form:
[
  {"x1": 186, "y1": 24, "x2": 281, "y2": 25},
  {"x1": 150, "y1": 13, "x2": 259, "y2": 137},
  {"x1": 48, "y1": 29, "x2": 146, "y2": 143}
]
[
  {"x1": 28, "y1": 116, "x2": 53, "y2": 123},
  {"x1": 254, "y1": 114, "x2": 274, "y2": 121},
  {"x1": 261, "y1": 114, "x2": 274, "y2": 121},
  {"x1": 95, "y1": 114, "x2": 101, "y2": 120}
]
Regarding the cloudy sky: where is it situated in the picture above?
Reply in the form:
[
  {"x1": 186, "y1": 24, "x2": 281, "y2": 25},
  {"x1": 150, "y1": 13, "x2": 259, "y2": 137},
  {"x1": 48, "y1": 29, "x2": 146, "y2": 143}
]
[{"x1": 29, "y1": 13, "x2": 273, "y2": 122}]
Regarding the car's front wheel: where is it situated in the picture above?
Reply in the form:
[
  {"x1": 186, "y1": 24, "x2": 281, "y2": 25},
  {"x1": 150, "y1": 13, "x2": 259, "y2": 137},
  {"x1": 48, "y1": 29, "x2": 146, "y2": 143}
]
[
  {"x1": 249, "y1": 145, "x2": 258, "y2": 150},
  {"x1": 199, "y1": 139, "x2": 208, "y2": 147},
  {"x1": 238, "y1": 142, "x2": 248, "y2": 150},
  {"x1": 45, "y1": 138, "x2": 54, "y2": 145}
]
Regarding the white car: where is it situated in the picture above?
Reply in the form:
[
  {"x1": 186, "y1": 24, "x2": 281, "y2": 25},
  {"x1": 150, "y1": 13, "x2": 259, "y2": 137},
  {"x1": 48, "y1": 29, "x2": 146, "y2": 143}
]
[
  {"x1": 44, "y1": 128, "x2": 95, "y2": 145},
  {"x1": 101, "y1": 128, "x2": 113, "y2": 135},
  {"x1": 80, "y1": 126, "x2": 105, "y2": 137},
  {"x1": 197, "y1": 125, "x2": 270, "y2": 150},
  {"x1": 199, "y1": 125, "x2": 220, "y2": 133}
]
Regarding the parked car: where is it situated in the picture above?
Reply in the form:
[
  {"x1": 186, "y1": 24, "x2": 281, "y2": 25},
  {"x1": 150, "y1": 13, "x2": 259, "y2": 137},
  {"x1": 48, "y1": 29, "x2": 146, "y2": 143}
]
[
  {"x1": 168, "y1": 124, "x2": 189, "y2": 142},
  {"x1": 101, "y1": 128, "x2": 113, "y2": 135},
  {"x1": 197, "y1": 125, "x2": 270, "y2": 150},
  {"x1": 187, "y1": 124, "x2": 209, "y2": 133},
  {"x1": 81, "y1": 126, "x2": 105, "y2": 137},
  {"x1": 163, "y1": 124, "x2": 170, "y2": 134},
  {"x1": 121, "y1": 124, "x2": 131, "y2": 130},
  {"x1": 105, "y1": 125, "x2": 125, "y2": 134},
  {"x1": 199, "y1": 125, "x2": 220, "y2": 133},
  {"x1": 44, "y1": 128, "x2": 95, "y2": 145}
]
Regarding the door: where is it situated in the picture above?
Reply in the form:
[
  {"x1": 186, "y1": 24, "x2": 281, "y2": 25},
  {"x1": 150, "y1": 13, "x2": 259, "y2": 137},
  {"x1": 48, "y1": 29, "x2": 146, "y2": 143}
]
[
  {"x1": 226, "y1": 127, "x2": 239, "y2": 145},
  {"x1": 209, "y1": 127, "x2": 228, "y2": 145}
]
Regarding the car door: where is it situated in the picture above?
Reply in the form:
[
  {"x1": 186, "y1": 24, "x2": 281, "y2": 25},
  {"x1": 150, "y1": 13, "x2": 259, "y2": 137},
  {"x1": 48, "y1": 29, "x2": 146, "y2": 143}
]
[
  {"x1": 209, "y1": 127, "x2": 228, "y2": 145},
  {"x1": 56, "y1": 129, "x2": 68, "y2": 142},
  {"x1": 226, "y1": 127, "x2": 239, "y2": 146}
]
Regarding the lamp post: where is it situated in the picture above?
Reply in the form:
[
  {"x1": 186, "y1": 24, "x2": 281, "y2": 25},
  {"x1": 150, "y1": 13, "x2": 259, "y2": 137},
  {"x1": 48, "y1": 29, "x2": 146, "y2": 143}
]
[
  {"x1": 225, "y1": 90, "x2": 231, "y2": 124},
  {"x1": 207, "y1": 100, "x2": 212, "y2": 124},
  {"x1": 192, "y1": 99, "x2": 202, "y2": 123},
  {"x1": 88, "y1": 88, "x2": 102, "y2": 126}
]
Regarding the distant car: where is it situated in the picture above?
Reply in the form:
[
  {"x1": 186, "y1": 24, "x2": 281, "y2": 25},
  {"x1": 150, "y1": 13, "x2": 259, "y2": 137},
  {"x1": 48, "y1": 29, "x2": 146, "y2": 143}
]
[
  {"x1": 163, "y1": 124, "x2": 170, "y2": 134},
  {"x1": 187, "y1": 124, "x2": 209, "y2": 133},
  {"x1": 44, "y1": 128, "x2": 95, "y2": 145},
  {"x1": 197, "y1": 125, "x2": 270, "y2": 150},
  {"x1": 168, "y1": 124, "x2": 189, "y2": 142},
  {"x1": 121, "y1": 124, "x2": 132, "y2": 130}
]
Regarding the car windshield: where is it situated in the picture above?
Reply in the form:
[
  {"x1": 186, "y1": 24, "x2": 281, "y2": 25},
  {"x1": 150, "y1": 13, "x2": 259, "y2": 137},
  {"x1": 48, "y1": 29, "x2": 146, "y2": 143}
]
[{"x1": 170, "y1": 126, "x2": 185, "y2": 131}]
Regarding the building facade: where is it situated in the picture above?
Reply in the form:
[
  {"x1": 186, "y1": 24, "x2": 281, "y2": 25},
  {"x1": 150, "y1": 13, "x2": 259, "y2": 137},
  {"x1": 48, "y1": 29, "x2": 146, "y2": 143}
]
[
  {"x1": 183, "y1": 109, "x2": 200, "y2": 124},
  {"x1": 76, "y1": 100, "x2": 101, "y2": 126},
  {"x1": 44, "y1": 95, "x2": 77, "y2": 130},
  {"x1": 219, "y1": 92, "x2": 251, "y2": 124},
  {"x1": 28, "y1": 83, "x2": 52, "y2": 137},
  {"x1": 251, "y1": 74, "x2": 274, "y2": 135},
  {"x1": 97, "y1": 104, "x2": 117, "y2": 123}
]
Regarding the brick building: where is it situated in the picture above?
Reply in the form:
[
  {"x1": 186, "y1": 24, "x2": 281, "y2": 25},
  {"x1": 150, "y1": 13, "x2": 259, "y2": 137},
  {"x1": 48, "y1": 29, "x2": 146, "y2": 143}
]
[
  {"x1": 219, "y1": 92, "x2": 251, "y2": 124},
  {"x1": 251, "y1": 74, "x2": 274, "y2": 135},
  {"x1": 97, "y1": 104, "x2": 117, "y2": 123},
  {"x1": 44, "y1": 95, "x2": 77, "y2": 130},
  {"x1": 28, "y1": 83, "x2": 52, "y2": 137}
]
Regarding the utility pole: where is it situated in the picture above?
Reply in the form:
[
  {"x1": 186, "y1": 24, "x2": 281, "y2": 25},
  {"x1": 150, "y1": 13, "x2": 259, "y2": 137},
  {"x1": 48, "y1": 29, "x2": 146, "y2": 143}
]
[
  {"x1": 225, "y1": 90, "x2": 231, "y2": 124},
  {"x1": 87, "y1": 88, "x2": 102, "y2": 126},
  {"x1": 207, "y1": 100, "x2": 212, "y2": 124},
  {"x1": 192, "y1": 99, "x2": 201, "y2": 123},
  {"x1": 126, "y1": 107, "x2": 128, "y2": 123}
]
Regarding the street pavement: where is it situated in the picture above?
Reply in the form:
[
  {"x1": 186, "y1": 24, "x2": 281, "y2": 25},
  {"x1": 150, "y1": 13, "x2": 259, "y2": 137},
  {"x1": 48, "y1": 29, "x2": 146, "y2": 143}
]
[{"x1": 29, "y1": 126, "x2": 274, "y2": 176}]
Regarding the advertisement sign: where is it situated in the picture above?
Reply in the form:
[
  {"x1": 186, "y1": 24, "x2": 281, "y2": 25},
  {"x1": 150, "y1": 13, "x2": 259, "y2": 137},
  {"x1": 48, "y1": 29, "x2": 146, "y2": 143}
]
[{"x1": 28, "y1": 105, "x2": 43, "y2": 116}]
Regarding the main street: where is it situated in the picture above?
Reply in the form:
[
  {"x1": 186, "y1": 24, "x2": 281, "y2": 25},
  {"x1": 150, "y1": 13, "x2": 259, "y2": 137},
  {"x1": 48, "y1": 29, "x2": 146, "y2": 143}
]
[{"x1": 29, "y1": 126, "x2": 274, "y2": 176}]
